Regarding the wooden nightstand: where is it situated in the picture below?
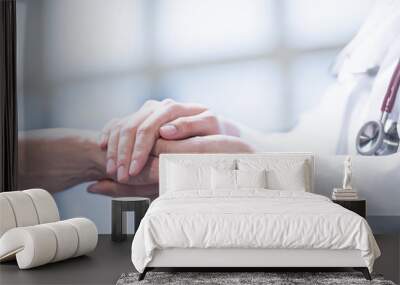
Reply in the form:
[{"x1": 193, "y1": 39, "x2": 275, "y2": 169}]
[
  {"x1": 332, "y1": 199, "x2": 366, "y2": 218},
  {"x1": 112, "y1": 197, "x2": 150, "y2": 242}
]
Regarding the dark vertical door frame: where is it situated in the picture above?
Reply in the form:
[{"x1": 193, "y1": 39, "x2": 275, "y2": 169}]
[{"x1": 0, "y1": 0, "x2": 18, "y2": 192}]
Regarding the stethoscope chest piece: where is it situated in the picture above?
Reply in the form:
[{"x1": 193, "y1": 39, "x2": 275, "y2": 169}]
[
  {"x1": 356, "y1": 59, "x2": 400, "y2": 156},
  {"x1": 356, "y1": 120, "x2": 384, "y2": 155}
]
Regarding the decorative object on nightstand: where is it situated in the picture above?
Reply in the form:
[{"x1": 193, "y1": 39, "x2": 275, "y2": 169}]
[
  {"x1": 111, "y1": 197, "x2": 150, "y2": 242},
  {"x1": 332, "y1": 199, "x2": 366, "y2": 218},
  {"x1": 332, "y1": 156, "x2": 359, "y2": 200}
]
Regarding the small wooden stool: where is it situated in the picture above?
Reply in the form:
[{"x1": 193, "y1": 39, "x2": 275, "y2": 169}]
[{"x1": 111, "y1": 197, "x2": 150, "y2": 242}]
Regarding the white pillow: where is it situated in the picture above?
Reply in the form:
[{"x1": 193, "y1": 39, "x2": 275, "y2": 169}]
[
  {"x1": 236, "y1": 169, "x2": 267, "y2": 189},
  {"x1": 166, "y1": 159, "x2": 236, "y2": 192},
  {"x1": 167, "y1": 163, "x2": 210, "y2": 191},
  {"x1": 211, "y1": 169, "x2": 236, "y2": 190},
  {"x1": 211, "y1": 169, "x2": 268, "y2": 190},
  {"x1": 238, "y1": 159, "x2": 308, "y2": 191},
  {"x1": 267, "y1": 166, "x2": 306, "y2": 191}
]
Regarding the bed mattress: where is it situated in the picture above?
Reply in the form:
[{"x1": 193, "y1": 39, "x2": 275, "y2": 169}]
[{"x1": 131, "y1": 190, "x2": 380, "y2": 273}]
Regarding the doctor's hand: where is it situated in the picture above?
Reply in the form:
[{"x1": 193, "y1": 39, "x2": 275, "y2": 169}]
[
  {"x1": 88, "y1": 134, "x2": 253, "y2": 197},
  {"x1": 100, "y1": 99, "x2": 241, "y2": 183},
  {"x1": 152, "y1": 134, "x2": 252, "y2": 155}
]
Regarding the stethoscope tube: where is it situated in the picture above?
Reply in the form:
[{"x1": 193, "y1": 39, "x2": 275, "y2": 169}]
[{"x1": 381, "y1": 59, "x2": 400, "y2": 113}]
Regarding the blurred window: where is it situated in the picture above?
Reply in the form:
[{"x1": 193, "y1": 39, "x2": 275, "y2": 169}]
[
  {"x1": 150, "y1": 0, "x2": 374, "y2": 132},
  {"x1": 17, "y1": 0, "x2": 374, "y2": 132}
]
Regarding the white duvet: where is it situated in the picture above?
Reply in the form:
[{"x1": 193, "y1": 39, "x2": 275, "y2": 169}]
[{"x1": 131, "y1": 190, "x2": 380, "y2": 273}]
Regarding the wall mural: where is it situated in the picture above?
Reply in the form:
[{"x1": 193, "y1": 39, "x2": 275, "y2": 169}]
[{"x1": 15, "y1": 0, "x2": 399, "y2": 233}]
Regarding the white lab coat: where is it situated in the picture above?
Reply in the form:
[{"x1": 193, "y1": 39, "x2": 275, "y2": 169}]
[
  {"x1": 241, "y1": 0, "x2": 400, "y2": 155},
  {"x1": 239, "y1": 0, "x2": 400, "y2": 218}
]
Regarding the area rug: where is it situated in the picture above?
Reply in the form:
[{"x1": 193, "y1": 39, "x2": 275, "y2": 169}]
[{"x1": 116, "y1": 271, "x2": 396, "y2": 285}]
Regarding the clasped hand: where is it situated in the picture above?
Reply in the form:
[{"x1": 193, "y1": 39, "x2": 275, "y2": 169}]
[{"x1": 88, "y1": 99, "x2": 253, "y2": 197}]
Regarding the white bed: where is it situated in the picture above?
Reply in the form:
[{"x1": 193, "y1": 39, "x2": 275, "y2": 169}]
[{"x1": 131, "y1": 153, "x2": 380, "y2": 280}]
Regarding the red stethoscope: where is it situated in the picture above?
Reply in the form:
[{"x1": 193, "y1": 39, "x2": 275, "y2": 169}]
[{"x1": 356, "y1": 59, "x2": 400, "y2": 155}]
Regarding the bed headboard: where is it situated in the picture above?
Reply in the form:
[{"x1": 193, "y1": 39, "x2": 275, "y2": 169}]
[{"x1": 159, "y1": 153, "x2": 315, "y2": 195}]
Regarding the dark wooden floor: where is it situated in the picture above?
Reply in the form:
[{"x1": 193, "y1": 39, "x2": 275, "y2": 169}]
[
  {"x1": 0, "y1": 235, "x2": 134, "y2": 285},
  {"x1": 374, "y1": 234, "x2": 400, "y2": 283},
  {"x1": 0, "y1": 234, "x2": 398, "y2": 285}
]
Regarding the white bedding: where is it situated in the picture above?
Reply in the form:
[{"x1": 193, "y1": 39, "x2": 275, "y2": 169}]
[{"x1": 131, "y1": 190, "x2": 380, "y2": 273}]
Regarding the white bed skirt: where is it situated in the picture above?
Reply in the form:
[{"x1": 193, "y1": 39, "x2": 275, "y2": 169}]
[{"x1": 148, "y1": 248, "x2": 366, "y2": 268}]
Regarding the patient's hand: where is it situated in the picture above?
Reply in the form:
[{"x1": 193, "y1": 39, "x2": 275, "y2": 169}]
[
  {"x1": 17, "y1": 129, "x2": 160, "y2": 193},
  {"x1": 88, "y1": 181, "x2": 159, "y2": 199},
  {"x1": 100, "y1": 99, "x2": 241, "y2": 182},
  {"x1": 17, "y1": 128, "x2": 251, "y2": 196}
]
